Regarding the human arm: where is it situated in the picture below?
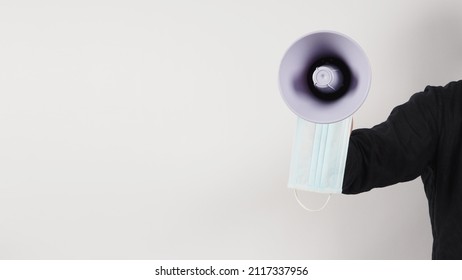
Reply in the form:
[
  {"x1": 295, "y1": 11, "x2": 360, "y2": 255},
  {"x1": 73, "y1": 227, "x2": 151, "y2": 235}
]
[{"x1": 342, "y1": 87, "x2": 440, "y2": 194}]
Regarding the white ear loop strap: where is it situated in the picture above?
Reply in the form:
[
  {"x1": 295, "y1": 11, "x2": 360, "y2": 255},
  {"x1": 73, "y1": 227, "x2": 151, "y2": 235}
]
[{"x1": 294, "y1": 189, "x2": 331, "y2": 212}]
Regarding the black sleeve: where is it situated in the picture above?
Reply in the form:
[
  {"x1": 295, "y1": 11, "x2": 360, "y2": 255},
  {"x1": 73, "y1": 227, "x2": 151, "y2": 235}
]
[{"x1": 342, "y1": 87, "x2": 440, "y2": 194}]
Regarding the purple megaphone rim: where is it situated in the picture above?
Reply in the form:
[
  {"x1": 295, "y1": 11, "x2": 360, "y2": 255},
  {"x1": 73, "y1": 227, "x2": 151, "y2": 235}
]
[{"x1": 278, "y1": 30, "x2": 372, "y2": 124}]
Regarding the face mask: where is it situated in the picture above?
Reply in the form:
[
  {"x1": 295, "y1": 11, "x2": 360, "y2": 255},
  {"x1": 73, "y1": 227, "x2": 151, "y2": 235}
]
[{"x1": 288, "y1": 116, "x2": 351, "y2": 210}]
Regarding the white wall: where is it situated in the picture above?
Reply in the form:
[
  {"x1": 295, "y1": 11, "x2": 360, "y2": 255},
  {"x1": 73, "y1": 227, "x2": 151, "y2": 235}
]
[{"x1": 0, "y1": 0, "x2": 461, "y2": 259}]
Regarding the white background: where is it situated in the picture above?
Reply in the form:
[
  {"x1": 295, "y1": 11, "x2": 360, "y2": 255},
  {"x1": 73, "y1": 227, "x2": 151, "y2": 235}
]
[{"x1": 0, "y1": 0, "x2": 461, "y2": 259}]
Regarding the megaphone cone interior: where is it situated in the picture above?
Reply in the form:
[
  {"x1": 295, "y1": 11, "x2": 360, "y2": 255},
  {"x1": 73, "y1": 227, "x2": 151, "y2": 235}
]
[{"x1": 279, "y1": 31, "x2": 371, "y2": 123}]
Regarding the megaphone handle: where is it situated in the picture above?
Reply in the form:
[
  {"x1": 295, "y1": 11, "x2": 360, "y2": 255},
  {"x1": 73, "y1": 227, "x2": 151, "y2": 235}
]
[{"x1": 293, "y1": 189, "x2": 332, "y2": 212}]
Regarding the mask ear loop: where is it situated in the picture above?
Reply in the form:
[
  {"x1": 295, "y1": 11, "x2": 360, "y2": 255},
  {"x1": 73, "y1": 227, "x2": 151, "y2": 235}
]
[{"x1": 294, "y1": 189, "x2": 331, "y2": 212}]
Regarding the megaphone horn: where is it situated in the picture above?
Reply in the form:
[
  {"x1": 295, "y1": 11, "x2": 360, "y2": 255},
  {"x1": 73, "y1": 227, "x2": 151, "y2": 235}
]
[{"x1": 279, "y1": 31, "x2": 371, "y2": 124}]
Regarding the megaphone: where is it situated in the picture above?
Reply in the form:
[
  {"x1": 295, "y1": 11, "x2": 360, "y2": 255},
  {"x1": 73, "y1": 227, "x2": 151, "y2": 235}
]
[
  {"x1": 279, "y1": 31, "x2": 371, "y2": 123},
  {"x1": 279, "y1": 31, "x2": 371, "y2": 211}
]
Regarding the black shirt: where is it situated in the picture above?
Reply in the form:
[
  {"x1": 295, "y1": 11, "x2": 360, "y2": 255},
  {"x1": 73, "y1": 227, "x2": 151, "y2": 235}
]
[{"x1": 343, "y1": 80, "x2": 462, "y2": 260}]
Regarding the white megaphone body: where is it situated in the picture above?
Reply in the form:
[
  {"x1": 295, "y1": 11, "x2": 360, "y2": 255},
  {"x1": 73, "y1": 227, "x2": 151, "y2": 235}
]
[{"x1": 279, "y1": 31, "x2": 371, "y2": 211}]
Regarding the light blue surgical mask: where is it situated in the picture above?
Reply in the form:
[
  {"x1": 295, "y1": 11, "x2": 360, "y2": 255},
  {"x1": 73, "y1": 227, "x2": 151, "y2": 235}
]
[{"x1": 288, "y1": 116, "x2": 351, "y2": 210}]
